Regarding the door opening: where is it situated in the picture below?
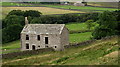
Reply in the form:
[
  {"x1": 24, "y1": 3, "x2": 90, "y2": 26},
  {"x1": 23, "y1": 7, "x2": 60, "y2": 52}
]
[{"x1": 32, "y1": 45, "x2": 35, "y2": 50}]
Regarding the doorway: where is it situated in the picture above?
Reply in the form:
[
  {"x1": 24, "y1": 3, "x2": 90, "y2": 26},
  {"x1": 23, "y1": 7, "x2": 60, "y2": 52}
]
[{"x1": 32, "y1": 45, "x2": 35, "y2": 50}]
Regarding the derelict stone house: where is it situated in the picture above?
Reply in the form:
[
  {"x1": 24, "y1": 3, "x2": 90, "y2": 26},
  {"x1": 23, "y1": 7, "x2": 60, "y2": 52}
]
[{"x1": 21, "y1": 17, "x2": 69, "y2": 51}]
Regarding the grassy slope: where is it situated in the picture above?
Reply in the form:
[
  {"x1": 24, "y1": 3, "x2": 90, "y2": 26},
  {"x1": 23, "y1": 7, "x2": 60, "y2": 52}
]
[
  {"x1": 2, "y1": 40, "x2": 20, "y2": 50},
  {"x1": 2, "y1": 36, "x2": 118, "y2": 65}
]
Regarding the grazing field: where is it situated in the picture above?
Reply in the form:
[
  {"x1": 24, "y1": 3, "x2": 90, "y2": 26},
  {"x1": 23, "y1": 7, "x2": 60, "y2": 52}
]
[
  {"x1": 43, "y1": 5, "x2": 118, "y2": 12},
  {"x1": 66, "y1": 23, "x2": 88, "y2": 31},
  {"x1": 2, "y1": 36, "x2": 118, "y2": 65},
  {"x1": 2, "y1": 7, "x2": 85, "y2": 19},
  {"x1": 70, "y1": 32, "x2": 92, "y2": 43}
]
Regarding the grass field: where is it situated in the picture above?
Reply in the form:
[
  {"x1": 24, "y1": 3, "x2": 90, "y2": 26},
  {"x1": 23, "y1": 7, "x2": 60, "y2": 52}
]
[
  {"x1": 70, "y1": 32, "x2": 92, "y2": 43},
  {"x1": 2, "y1": 7, "x2": 85, "y2": 19},
  {"x1": 43, "y1": 5, "x2": 118, "y2": 12},
  {"x1": 66, "y1": 22, "x2": 88, "y2": 31},
  {"x1": 2, "y1": 36, "x2": 118, "y2": 65},
  {"x1": 1, "y1": 2, "x2": 30, "y2": 6}
]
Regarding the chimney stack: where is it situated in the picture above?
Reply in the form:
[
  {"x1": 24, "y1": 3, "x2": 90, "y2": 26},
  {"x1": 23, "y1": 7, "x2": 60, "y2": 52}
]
[{"x1": 25, "y1": 17, "x2": 28, "y2": 25}]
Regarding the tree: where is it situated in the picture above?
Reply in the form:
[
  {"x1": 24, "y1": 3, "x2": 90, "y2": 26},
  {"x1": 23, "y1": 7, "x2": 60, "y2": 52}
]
[
  {"x1": 31, "y1": 17, "x2": 42, "y2": 24},
  {"x1": 4, "y1": 15, "x2": 25, "y2": 27},
  {"x1": 2, "y1": 24, "x2": 23, "y2": 43},
  {"x1": 85, "y1": 20, "x2": 94, "y2": 30},
  {"x1": 92, "y1": 11, "x2": 117, "y2": 39},
  {"x1": 6, "y1": 10, "x2": 24, "y2": 17},
  {"x1": 24, "y1": 10, "x2": 42, "y2": 17}
]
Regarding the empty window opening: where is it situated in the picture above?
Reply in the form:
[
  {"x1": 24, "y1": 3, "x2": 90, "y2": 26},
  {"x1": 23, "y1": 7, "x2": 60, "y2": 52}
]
[
  {"x1": 26, "y1": 35, "x2": 29, "y2": 40},
  {"x1": 26, "y1": 43, "x2": 29, "y2": 49},
  {"x1": 32, "y1": 45, "x2": 35, "y2": 50},
  {"x1": 37, "y1": 35, "x2": 40, "y2": 40},
  {"x1": 55, "y1": 46, "x2": 57, "y2": 48},
  {"x1": 45, "y1": 37, "x2": 48, "y2": 44},
  {"x1": 38, "y1": 46, "x2": 40, "y2": 47}
]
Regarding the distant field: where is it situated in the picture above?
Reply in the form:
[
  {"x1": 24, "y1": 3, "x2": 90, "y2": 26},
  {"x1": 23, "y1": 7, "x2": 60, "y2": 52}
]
[
  {"x1": 1, "y1": 2, "x2": 30, "y2": 6},
  {"x1": 43, "y1": 5, "x2": 118, "y2": 12},
  {"x1": 2, "y1": 7, "x2": 84, "y2": 19},
  {"x1": 87, "y1": 2, "x2": 118, "y2": 8}
]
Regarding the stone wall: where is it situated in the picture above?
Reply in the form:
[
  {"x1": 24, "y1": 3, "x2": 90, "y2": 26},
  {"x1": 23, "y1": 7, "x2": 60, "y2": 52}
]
[{"x1": 2, "y1": 47, "x2": 54, "y2": 59}]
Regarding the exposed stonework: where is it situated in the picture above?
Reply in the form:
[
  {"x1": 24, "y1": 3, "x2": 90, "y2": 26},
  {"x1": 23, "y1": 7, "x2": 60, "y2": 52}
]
[{"x1": 21, "y1": 19, "x2": 69, "y2": 51}]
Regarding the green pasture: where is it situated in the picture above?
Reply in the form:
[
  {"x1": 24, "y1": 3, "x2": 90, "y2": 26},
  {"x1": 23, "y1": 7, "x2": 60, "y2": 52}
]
[
  {"x1": 66, "y1": 22, "x2": 88, "y2": 31},
  {"x1": 69, "y1": 32, "x2": 92, "y2": 43},
  {"x1": 2, "y1": 36, "x2": 118, "y2": 65}
]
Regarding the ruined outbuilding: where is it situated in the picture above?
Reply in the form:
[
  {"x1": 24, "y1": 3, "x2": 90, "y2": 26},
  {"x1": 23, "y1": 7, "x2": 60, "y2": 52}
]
[{"x1": 21, "y1": 17, "x2": 69, "y2": 51}]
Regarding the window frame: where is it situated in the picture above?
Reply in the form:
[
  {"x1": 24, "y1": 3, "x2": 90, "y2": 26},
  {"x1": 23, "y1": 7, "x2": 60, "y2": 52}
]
[
  {"x1": 26, "y1": 43, "x2": 29, "y2": 49},
  {"x1": 26, "y1": 35, "x2": 29, "y2": 40},
  {"x1": 37, "y1": 35, "x2": 40, "y2": 41},
  {"x1": 45, "y1": 37, "x2": 48, "y2": 44}
]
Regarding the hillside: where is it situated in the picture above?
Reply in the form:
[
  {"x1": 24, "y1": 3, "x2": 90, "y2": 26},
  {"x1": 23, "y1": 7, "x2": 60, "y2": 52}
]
[{"x1": 2, "y1": 36, "x2": 119, "y2": 65}]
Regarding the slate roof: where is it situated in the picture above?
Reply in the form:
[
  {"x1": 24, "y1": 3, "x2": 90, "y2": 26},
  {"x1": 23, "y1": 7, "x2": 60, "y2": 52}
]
[{"x1": 21, "y1": 24, "x2": 65, "y2": 34}]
